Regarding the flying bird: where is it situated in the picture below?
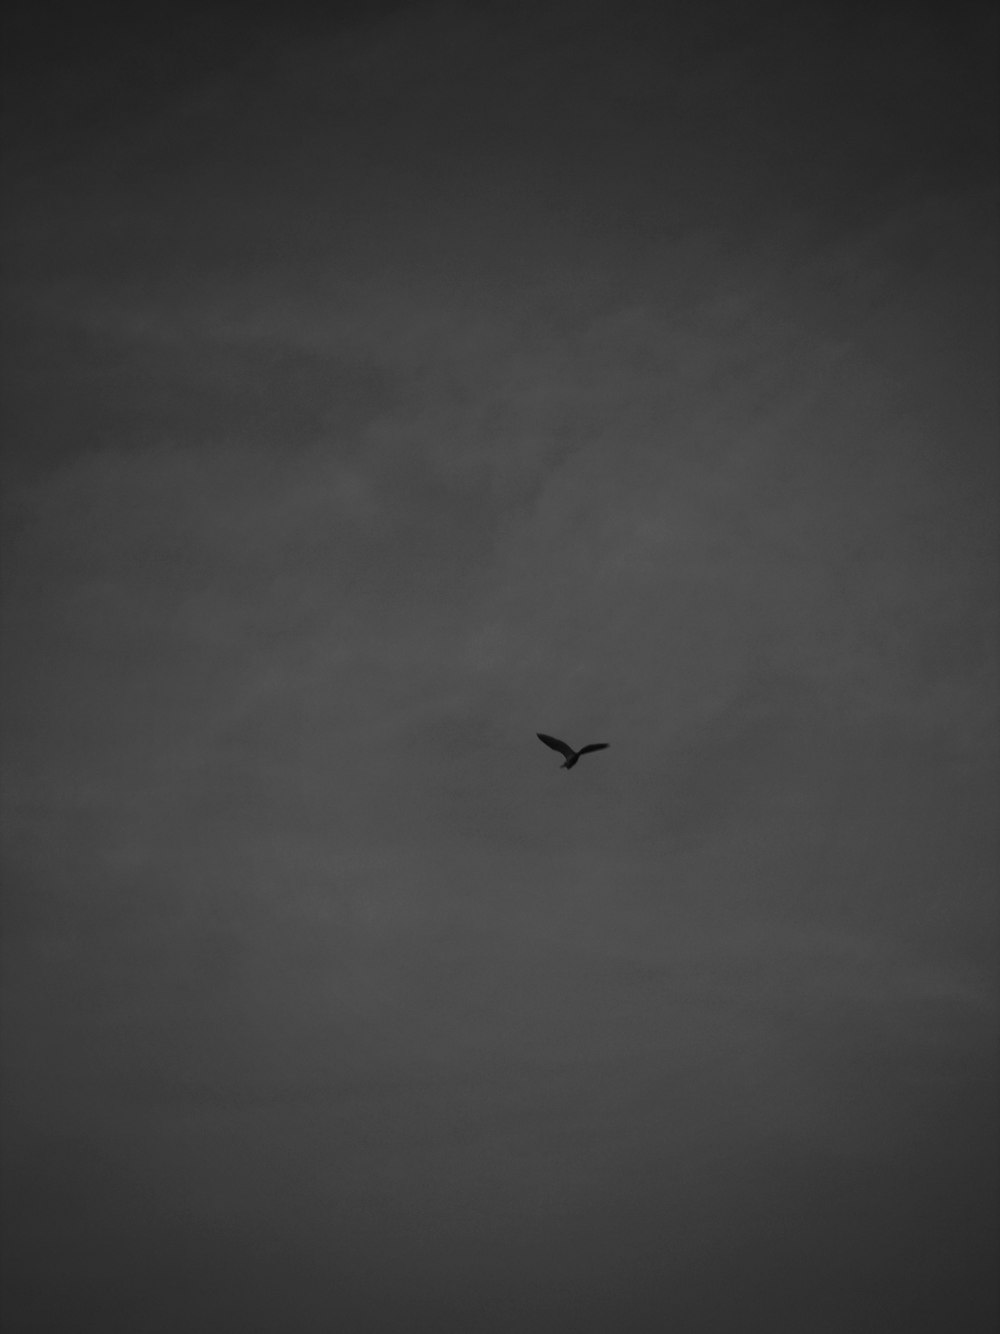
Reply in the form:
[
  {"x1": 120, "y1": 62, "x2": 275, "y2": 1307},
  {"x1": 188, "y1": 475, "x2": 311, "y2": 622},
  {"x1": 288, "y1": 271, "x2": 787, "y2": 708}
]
[{"x1": 536, "y1": 733, "x2": 610, "y2": 770}]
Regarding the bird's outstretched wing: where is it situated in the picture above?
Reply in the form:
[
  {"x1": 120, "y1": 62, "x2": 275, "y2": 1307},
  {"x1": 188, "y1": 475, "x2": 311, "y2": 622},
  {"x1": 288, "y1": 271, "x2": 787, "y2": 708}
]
[
  {"x1": 577, "y1": 743, "x2": 609, "y2": 756},
  {"x1": 537, "y1": 733, "x2": 575, "y2": 758}
]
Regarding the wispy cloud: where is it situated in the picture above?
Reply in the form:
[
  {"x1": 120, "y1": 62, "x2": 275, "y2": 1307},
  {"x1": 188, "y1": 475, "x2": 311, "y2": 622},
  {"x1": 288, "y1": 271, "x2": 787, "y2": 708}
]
[{"x1": 2, "y1": 5, "x2": 996, "y2": 1326}]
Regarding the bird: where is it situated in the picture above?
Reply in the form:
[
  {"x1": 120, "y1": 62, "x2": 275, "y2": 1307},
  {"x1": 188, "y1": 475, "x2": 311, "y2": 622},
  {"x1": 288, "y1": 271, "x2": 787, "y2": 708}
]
[{"x1": 536, "y1": 733, "x2": 610, "y2": 770}]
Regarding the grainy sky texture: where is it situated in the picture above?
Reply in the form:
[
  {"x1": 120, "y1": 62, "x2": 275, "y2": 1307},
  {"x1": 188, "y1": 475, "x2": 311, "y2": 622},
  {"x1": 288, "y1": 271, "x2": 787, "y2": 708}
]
[{"x1": 1, "y1": 2, "x2": 998, "y2": 1330}]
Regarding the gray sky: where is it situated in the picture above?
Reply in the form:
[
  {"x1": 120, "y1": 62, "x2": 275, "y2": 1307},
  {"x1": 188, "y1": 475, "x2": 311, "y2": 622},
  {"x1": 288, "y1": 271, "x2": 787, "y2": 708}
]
[{"x1": 2, "y1": 2, "x2": 997, "y2": 1330}]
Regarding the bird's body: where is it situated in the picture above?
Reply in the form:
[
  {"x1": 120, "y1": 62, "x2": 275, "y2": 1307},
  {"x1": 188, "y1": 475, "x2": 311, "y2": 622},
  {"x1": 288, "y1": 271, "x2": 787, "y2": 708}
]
[{"x1": 536, "y1": 733, "x2": 609, "y2": 769}]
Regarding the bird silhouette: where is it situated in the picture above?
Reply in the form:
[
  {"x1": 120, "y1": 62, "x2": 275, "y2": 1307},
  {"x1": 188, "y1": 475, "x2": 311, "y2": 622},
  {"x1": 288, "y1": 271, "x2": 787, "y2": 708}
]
[{"x1": 536, "y1": 733, "x2": 610, "y2": 770}]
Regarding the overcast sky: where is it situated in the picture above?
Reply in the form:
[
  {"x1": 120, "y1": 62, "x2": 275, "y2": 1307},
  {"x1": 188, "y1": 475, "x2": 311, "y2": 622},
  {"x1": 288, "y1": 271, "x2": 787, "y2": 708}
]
[{"x1": 1, "y1": 2, "x2": 997, "y2": 1330}]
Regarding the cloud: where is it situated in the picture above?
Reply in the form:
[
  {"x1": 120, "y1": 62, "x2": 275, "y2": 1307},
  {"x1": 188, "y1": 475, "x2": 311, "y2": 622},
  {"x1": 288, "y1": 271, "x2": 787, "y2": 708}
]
[{"x1": 2, "y1": 10, "x2": 996, "y2": 1325}]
